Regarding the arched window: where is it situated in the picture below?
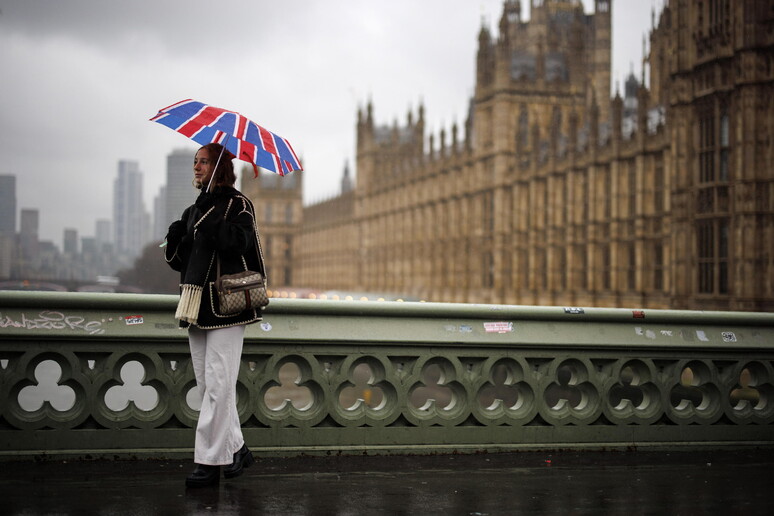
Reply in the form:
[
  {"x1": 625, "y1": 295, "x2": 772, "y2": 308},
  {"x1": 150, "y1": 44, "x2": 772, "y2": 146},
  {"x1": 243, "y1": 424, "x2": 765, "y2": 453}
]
[{"x1": 518, "y1": 106, "x2": 529, "y2": 150}]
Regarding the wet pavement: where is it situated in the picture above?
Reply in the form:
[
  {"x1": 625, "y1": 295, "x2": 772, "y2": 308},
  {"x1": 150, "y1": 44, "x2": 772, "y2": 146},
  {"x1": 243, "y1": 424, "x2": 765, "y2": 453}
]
[{"x1": 2, "y1": 449, "x2": 773, "y2": 515}]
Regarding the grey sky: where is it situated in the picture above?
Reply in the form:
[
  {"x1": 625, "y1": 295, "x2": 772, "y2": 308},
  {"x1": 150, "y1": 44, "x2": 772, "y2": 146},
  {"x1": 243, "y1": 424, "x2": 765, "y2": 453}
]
[{"x1": 0, "y1": 0, "x2": 658, "y2": 246}]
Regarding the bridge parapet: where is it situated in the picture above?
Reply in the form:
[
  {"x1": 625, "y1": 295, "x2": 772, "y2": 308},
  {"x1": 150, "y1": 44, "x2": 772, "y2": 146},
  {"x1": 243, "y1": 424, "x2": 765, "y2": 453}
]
[{"x1": 1, "y1": 291, "x2": 772, "y2": 460}]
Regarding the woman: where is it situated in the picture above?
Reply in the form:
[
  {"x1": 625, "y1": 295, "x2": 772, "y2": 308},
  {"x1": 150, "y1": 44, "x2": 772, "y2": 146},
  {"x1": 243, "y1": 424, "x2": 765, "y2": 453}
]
[{"x1": 164, "y1": 142, "x2": 266, "y2": 488}]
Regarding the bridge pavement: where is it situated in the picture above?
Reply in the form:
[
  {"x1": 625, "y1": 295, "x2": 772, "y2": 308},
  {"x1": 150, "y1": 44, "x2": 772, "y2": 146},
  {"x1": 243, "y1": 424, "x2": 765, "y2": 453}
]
[{"x1": 2, "y1": 449, "x2": 773, "y2": 515}]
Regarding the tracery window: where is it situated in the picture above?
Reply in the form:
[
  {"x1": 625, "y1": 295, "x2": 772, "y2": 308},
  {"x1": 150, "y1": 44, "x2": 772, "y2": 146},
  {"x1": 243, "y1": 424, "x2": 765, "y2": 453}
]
[
  {"x1": 518, "y1": 106, "x2": 529, "y2": 151},
  {"x1": 697, "y1": 99, "x2": 731, "y2": 215},
  {"x1": 654, "y1": 155, "x2": 665, "y2": 213},
  {"x1": 653, "y1": 243, "x2": 664, "y2": 292},
  {"x1": 697, "y1": 218, "x2": 729, "y2": 295}
]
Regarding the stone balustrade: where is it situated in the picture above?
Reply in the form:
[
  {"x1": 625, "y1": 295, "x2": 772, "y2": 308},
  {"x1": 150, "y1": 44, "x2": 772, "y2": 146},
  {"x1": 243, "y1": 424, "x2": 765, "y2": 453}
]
[{"x1": 1, "y1": 291, "x2": 772, "y2": 460}]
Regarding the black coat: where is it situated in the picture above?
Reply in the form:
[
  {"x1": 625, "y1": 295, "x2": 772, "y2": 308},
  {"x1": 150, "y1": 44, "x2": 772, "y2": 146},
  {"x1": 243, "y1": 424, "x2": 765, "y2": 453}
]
[{"x1": 164, "y1": 186, "x2": 266, "y2": 329}]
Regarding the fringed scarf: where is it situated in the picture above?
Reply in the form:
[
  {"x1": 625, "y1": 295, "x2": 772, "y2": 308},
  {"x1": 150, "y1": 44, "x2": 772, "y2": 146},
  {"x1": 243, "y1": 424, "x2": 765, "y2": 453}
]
[
  {"x1": 174, "y1": 193, "x2": 225, "y2": 325},
  {"x1": 175, "y1": 284, "x2": 204, "y2": 324}
]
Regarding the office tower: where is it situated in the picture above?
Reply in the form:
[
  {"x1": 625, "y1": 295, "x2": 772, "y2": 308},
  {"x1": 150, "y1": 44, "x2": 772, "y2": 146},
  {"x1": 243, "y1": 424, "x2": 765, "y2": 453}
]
[
  {"x1": 19, "y1": 209, "x2": 39, "y2": 262},
  {"x1": 153, "y1": 185, "x2": 167, "y2": 242},
  {"x1": 63, "y1": 228, "x2": 78, "y2": 255},
  {"x1": 113, "y1": 160, "x2": 148, "y2": 261},
  {"x1": 0, "y1": 175, "x2": 16, "y2": 236},
  {"x1": 95, "y1": 219, "x2": 112, "y2": 251},
  {"x1": 165, "y1": 148, "x2": 197, "y2": 231},
  {"x1": 0, "y1": 175, "x2": 15, "y2": 278}
]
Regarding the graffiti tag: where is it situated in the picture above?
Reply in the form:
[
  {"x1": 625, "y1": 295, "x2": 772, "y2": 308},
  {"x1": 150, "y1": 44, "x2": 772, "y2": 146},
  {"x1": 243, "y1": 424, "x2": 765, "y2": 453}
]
[{"x1": 0, "y1": 311, "x2": 105, "y2": 335}]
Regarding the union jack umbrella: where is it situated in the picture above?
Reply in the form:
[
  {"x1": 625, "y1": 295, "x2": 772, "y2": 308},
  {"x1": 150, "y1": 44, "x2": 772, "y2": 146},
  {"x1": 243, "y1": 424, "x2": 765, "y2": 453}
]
[{"x1": 150, "y1": 99, "x2": 303, "y2": 176}]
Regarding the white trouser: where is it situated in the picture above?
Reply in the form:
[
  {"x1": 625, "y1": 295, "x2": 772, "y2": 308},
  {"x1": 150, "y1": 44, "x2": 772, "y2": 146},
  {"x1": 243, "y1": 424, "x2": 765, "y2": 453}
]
[{"x1": 188, "y1": 324, "x2": 246, "y2": 465}]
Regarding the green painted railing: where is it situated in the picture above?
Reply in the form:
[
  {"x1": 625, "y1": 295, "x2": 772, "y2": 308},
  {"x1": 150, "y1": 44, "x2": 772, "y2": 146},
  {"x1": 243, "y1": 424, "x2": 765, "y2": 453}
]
[{"x1": 1, "y1": 291, "x2": 773, "y2": 460}]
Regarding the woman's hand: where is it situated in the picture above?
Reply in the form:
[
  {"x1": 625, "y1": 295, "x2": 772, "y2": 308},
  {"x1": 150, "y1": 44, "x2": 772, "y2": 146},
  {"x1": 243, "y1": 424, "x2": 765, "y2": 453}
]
[{"x1": 166, "y1": 220, "x2": 187, "y2": 242}]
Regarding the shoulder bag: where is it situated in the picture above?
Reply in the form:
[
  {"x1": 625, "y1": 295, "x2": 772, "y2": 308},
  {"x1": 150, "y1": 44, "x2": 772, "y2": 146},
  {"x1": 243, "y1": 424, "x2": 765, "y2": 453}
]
[{"x1": 214, "y1": 257, "x2": 269, "y2": 314}]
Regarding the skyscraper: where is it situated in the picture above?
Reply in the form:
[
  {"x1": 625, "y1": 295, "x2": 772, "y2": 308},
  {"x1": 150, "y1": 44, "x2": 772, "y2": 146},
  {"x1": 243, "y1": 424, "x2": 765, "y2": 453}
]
[
  {"x1": 0, "y1": 175, "x2": 16, "y2": 278},
  {"x1": 95, "y1": 219, "x2": 112, "y2": 251},
  {"x1": 63, "y1": 228, "x2": 78, "y2": 255},
  {"x1": 19, "y1": 209, "x2": 39, "y2": 264},
  {"x1": 165, "y1": 148, "x2": 197, "y2": 232},
  {"x1": 0, "y1": 175, "x2": 16, "y2": 236},
  {"x1": 153, "y1": 185, "x2": 167, "y2": 242},
  {"x1": 113, "y1": 160, "x2": 148, "y2": 262}
]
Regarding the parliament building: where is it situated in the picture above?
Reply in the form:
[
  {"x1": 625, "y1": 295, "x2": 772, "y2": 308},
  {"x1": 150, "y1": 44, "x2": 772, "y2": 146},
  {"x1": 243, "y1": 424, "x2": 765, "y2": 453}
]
[{"x1": 243, "y1": 0, "x2": 774, "y2": 312}]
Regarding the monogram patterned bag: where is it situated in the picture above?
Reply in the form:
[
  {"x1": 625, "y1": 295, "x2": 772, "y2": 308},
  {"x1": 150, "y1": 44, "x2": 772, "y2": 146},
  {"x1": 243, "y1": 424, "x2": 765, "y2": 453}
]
[{"x1": 214, "y1": 258, "x2": 269, "y2": 315}]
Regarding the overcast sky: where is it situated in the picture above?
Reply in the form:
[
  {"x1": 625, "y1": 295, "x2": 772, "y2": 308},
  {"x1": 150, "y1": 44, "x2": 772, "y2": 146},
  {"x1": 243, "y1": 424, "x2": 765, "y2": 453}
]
[{"x1": 0, "y1": 0, "x2": 660, "y2": 246}]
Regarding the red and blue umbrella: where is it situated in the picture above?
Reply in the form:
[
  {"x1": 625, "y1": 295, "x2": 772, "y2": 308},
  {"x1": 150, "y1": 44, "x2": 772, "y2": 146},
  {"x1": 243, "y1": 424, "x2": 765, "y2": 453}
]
[{"x1": 150, "y1": 99, "x2": 303, "y2": 176}]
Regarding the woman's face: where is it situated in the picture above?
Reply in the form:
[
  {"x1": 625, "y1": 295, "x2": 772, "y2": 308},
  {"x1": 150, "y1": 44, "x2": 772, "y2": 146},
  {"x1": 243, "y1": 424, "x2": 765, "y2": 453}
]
[{"x1": 193, "y1": 148, "x2": 214, "y2": 189}]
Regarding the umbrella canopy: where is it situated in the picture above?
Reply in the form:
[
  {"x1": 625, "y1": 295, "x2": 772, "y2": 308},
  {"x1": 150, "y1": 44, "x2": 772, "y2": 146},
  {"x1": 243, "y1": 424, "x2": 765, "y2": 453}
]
[{"x1": 150, "y1": 99, "x2": 303, "y2": 176}]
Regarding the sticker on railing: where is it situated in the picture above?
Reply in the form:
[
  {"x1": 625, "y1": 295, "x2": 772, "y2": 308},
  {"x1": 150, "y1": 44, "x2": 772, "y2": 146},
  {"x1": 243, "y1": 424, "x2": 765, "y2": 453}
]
[
  {"x1": 261, "y1": 322, "x2": 272, "y2": 332},
  {"x1": 722, "y1": 332, "x2": 737, "y2": 342},
  {"x1": 696, "y1": 330, "x2": 710, "y2": 342},
  {"x1": 633, "y1": 310, "x2": 646, "y2": 318},
  {"x1": 124, "y1": 315, "x2": 143, "y2": 325},
  {"x1": 484, "y1": 322, "x2": 513, "y2": 334},
  {"x1": 446, "y1": 324, "x2": 474, "y2": 333},
  {"x1": 564, "y1": 307, "x2": 584, "y2": 314}
]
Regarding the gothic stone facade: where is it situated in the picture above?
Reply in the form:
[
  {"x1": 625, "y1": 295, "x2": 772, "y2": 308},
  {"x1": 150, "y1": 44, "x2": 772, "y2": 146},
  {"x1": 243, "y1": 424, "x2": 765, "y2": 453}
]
[
  {"x1": 240, "y1": 170, "x2": 303, "y2": 291},
  {"x1": 257, "y1": 0, "x2": 774, "y2": 311}
]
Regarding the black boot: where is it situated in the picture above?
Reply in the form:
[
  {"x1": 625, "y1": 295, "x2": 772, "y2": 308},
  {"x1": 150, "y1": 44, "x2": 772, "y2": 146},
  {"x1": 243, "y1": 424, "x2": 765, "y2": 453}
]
[
  {"x1": 185, "y1": 464, "x2": 220, "y2": 488},
  {"x1": 223, "y1": 444, "x2": 255, "y2": 479}
]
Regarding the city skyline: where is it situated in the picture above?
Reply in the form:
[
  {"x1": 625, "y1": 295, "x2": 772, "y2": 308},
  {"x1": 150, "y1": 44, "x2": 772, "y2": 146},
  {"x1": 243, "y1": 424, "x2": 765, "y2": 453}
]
[
  {"x1": 1, "y1": 149, "x2": 195, "y2": 254},
  {"x1": 0, "y1": 0, "x2": 657, "y2": 244}
]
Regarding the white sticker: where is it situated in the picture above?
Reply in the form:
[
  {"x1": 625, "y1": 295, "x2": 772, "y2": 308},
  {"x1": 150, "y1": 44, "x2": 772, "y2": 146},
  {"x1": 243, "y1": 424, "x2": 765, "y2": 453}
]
[
  {"x1": 696, "y1": 330, "x2": 709, "y2": 342},
  {"x1": 445, "y1": 324, "x2": 474, "y2": 333},
  {"x1": 125, "y1": 315, "x2": 143, "y2": 325},
  {"x1": 484, "y1": 322, "x2": 513, "y2": 334},
  {"x1": 260, "y1": 322, "x2": 272, "y2": 332},
  {"x1": 722, "y1": 332, "x2": 737, "y2": 342}
]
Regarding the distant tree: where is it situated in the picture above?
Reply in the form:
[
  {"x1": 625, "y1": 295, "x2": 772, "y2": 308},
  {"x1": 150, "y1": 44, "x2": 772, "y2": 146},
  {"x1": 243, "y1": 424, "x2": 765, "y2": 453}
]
[{"x1": 117, "y1": 241, "x2": 180, "y2": 294}]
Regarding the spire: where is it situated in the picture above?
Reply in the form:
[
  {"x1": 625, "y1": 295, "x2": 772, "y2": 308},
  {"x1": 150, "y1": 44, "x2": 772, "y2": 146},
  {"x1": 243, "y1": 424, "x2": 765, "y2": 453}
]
[
  {"x1": 341, "y1": 160, "x2": 353, "y2": 193},
  {"x1": 641, "y1": 35, "x2": 647, "y2": 86},
  {"x1": 478, "y1": 23, "x2": 491, "y2": 48}
]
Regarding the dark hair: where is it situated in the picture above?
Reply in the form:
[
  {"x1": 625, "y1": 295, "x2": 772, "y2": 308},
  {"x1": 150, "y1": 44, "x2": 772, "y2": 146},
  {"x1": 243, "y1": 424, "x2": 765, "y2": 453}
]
[{"x1": 199, "y1": 143, "x2": 236, "y2": 187}]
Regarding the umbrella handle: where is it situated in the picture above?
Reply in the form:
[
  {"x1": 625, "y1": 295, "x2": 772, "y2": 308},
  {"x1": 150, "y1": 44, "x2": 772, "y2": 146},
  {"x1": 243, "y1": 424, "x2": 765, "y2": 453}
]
[{"x1": 206, "y1": 137, "x2": 229, "y2": 192}]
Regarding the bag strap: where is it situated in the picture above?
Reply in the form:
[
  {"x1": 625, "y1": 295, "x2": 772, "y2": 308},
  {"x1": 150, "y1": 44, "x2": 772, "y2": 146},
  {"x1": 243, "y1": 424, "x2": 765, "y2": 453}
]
[
  {"x1": 242, "y1": 196, "x2": 268, "y2": 283},
  {"x1": 214, "y1": 195, "x2": 267, "y2": 286},
  {"x1": 214, "y1": 255, "x2": 223, "y2": 290}
]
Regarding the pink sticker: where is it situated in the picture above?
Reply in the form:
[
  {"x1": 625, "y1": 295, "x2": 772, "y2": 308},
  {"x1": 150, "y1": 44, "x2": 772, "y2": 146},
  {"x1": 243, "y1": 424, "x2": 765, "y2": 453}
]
[{"x1": 484, "y1": 322, "x2": 514, "y2": 334}]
